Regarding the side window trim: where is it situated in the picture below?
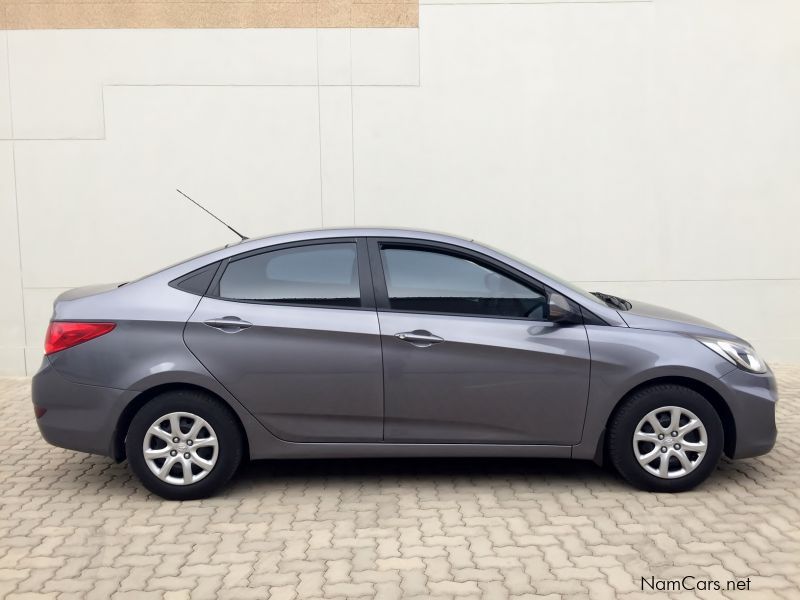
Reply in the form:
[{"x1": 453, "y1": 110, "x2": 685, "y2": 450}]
[
  {"x1": 169, "y1": 260, "x2": 223, "y2": 296},
  {"x1": 366, "y1": 237, "x2": 390, "y2": 310},
  {"x1": 205, "y1": 237, "x2": 376, "y2": 311},
  {"x1": 367, "y1": 237, "x2": 551, "y2": 321}
]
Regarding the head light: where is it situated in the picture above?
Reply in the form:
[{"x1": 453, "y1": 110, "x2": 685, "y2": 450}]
[{"x1": 698, "y1": 337, "x2": 767, "y2": 374}]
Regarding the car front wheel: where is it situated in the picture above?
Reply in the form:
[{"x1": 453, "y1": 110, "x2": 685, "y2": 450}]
[
  {"x1": 608, "y1": 384, "x2": 724, "y2": 492},
  {"x1": 126, "y1": 390, "x2": 243, "y2": 500}
]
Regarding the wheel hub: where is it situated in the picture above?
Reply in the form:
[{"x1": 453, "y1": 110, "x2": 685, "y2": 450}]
[
  {"x1": 632, "y1": 406, "x2": 708, "y2": 479},
  {"x1": 142, "y1": 411, "x2": 219, "y2": 486}
]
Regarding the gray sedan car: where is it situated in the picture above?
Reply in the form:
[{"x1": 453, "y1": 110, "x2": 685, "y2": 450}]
[{"x1": 32, "y1": 229, "x2": 777, "y2": 499}]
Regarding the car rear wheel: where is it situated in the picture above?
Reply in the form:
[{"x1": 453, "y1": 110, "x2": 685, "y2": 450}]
[
  {"x1": 126, "y1": 390, "x2": 243, "y2": 500},
  {"x1": 608, "y1": 384, "x2": 724, "y2": 492}
]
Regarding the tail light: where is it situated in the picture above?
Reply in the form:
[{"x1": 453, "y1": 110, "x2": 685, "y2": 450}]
[{"x1": 44, "y1": 321, "x2": 116, "y2": 355}]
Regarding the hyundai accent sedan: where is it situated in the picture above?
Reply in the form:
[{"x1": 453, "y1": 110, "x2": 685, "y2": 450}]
[{"x1": 32, "y1": 229, "x2": 777, "y2": 499}]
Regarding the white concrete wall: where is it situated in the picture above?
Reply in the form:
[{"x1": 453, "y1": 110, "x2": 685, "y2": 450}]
[{"x1": 2, "y1": 0, "x2": 799, "y2": 375}]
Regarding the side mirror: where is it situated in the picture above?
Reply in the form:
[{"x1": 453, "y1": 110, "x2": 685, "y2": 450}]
[{"x1": 547, "y1": 292, "x2": 582, "y2": 324}]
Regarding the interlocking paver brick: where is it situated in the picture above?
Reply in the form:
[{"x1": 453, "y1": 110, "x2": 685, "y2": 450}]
[
  {"x1": 375, "y1": 557, "x2": 424, "y2": 571},
  {"x1": 428, "y1": 579, "x2": 481, "y2": 595},
  {"x1": 323, "y1": 581, "x2": 374, "y2": 596},
  {"x1": 0, "y1": 366, "x2": 798, "y2": 598}
]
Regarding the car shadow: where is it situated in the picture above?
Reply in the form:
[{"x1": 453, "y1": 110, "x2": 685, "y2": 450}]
[
  {"x1": 55, "y1": 450, "x2": 769, "y2": 500},
  {"x1": 227, "y1": 456, "x2": 622, "y2": 492},
  {"x1": 223, "y1": 454, "x2": 771, "y2": 497}
]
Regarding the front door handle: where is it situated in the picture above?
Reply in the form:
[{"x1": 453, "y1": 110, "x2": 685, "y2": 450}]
[
  {"x1": 203, "y1": 317, "x2": 253, "y2": 333},
  {"x1": 395, "y1": 330, "x2": 444, "y2": 347}
]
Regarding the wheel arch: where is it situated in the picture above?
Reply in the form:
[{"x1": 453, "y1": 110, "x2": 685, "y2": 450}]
[
  {"x1": 601, "y1": 375, "x2": 737, "y2": 462},
  {"x1": 112, "y1": 382, "x2": 250, "y2": 462}
]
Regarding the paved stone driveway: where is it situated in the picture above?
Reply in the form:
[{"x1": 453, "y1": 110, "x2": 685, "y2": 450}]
[{"x1": 1, "y1": 367, "x2": 798, "y2": 600}]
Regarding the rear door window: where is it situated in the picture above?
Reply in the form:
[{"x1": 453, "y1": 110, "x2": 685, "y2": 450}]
[{"x1": 218, "y1": 243, "x2": 360, "y2": 308}]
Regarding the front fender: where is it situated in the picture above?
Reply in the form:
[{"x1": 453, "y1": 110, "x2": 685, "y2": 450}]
[{"x1": 572, "y1": 326, "x2": 736, "y2": 460}]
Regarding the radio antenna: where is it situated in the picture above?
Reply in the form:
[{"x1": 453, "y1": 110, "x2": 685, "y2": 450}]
[{"x1": 176, "y1": 188, "x2": 248, "y2": 242}]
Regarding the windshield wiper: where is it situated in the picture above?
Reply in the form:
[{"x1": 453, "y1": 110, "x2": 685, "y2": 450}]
[{"x1": 592, "y1": 292, "x2": 632, "y2": 311}]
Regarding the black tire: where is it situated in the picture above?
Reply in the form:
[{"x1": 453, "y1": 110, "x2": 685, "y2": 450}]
[
  {"x1": 126, "y1": 390, "x2": 243, "y2": 500},
  {"x1": 608, "y1": 385, "x2": 723, "y2": 493}
]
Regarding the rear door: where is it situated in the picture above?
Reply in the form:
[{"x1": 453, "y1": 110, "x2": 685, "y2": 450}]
[
  {"x1": 369, "y1": 238, "x2": 591, "y2": 445},
  {"x1": 184, "y1": 238, "x2": 384, "y2": 442}
]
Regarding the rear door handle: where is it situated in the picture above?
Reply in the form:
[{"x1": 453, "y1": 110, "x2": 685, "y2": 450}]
[
  {"x1": 203, "y1": 317, "x2": 253, "y2": 333},
  {"x1": 395, "y1": 330, "x2": 444, "y2": 347}
]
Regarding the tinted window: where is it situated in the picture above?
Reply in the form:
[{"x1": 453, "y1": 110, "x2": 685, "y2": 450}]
[
  {"x1": 219, "y1": 243, "x2": 360, "y2": 307},
  {"x1": 170, "y1": 261, "x2": 220, "y2": 296},
  {"x1": 381, "y1": 248, "x2": 546, "y2": 318}
]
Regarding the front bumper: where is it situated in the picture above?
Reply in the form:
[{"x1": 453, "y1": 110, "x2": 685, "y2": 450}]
[
  {"x1": 719, "y1": 366, "x2": 778, "y2": 459},
  {"x1": 31, "y1": 358, "x2": 129, "y2": 458}
]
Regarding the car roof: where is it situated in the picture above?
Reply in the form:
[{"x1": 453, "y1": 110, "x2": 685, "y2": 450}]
[{"x1": 237, "y1": 227, "x2": 473, "y2": 247}]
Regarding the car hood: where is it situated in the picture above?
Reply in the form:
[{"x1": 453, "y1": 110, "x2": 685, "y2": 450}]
[{"x1": 617, "y1": 299, "x2": 743, "y2": 342}]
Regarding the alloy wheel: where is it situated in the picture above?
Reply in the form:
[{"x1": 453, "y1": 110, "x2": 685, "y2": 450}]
[
  {"x1": 142, "y1": 412, "x2": 219, "y2": 485},
  {"x1": 632, "y1": 406, "x2": 708, "y2": 479}
]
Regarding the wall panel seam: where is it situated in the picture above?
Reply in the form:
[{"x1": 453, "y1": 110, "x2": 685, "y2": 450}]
[
  {"x1": 349, "y1": 27, "x2": 356, "y2": 224},
  {"x1": 315, "y1": 28, "x2": 324, "y2": 227},
  {"x1": 5, "y1": 31, "x2": 28, "y2": 374},
  {"x1": 420, "y1": 0, "x2": 650, "y2": 4}
]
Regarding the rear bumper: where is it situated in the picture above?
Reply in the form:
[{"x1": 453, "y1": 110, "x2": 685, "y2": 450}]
[
  {"x1": 719, "y1": 366, "x2": 778, "y2": 459},
  {"x1": 31, "y1": 358, "x2": 128, "y2": 458}
]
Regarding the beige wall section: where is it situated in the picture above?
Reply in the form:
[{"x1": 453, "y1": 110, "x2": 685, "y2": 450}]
[
  {"x1": 0, "y1": 142, "x2": 26, "y2": 376},
  {"x1": 0, "y1": 32, "x2": 26, "y2": 375},
  {"x1": 1, "y1": 0, "x2": 799, "y2": 376},
  {"x1": 0, "y1": 0, "x2": 418, "y2": 29}
]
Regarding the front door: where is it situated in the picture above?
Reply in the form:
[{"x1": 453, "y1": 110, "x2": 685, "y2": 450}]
[
  {"x1": 184, "y1": 239, "x2": 383, "y2": 442},
  {"x1": 372, "y1": 241, "x2": 591, "y2": 445}
]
